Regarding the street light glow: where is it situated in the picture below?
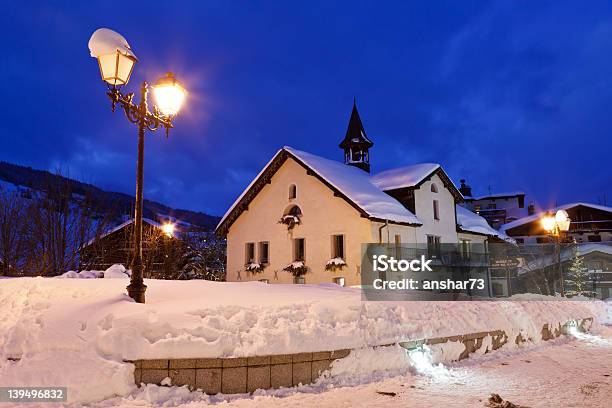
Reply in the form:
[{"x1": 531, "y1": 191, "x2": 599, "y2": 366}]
[
  {"x1": 153, "y1": 72, "x2": 186, "y2": 116},
  {"x1": 541, "y1": 213, "x2": 556, "y2": 232},
  {"x1": 162, "y1": 223, "x2": 175, "y2": 237}
]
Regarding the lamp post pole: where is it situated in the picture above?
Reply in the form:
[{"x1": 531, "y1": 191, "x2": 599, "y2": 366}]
[
  {"x1": 541, "y1": 210, "x2": 571, "y2": 297},
  {"x1": 126, "y1": 82, "x2": 149, "y2": 303},
  {"x1": 554, "y1": 230, "x2": 565, "y2": 297},
  {"x1": 89, "y1": 29, "x2": 186, "y2": 304},
  {"x1": 106, "y1": 81, "x2": 178, "y2": 304}
]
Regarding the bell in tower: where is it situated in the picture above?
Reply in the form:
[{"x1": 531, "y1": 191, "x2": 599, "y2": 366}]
[{"x1": 339, "y1": 99, "x2": 374, "y2": 172}]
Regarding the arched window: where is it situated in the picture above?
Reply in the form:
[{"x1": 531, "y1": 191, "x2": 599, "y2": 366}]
[
  {"x1": 286, "y1": 205, "x2": 302, "y2": 217},
  {"x1": 431, "y1": 183, "x2": 438, "y2": 193},
  {"x1": 289, "y1": 184, "x2": 297, "y2": 199}
]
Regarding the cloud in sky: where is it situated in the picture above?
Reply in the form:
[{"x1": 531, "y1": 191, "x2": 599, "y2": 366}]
[{"x1": 0, "y1": 1, "x2": 610, "y2": 216}]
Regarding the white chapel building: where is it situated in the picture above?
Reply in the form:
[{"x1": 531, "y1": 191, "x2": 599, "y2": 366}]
[{"x1": 216, "y1": 103, "x2": 511, "y2": 286}]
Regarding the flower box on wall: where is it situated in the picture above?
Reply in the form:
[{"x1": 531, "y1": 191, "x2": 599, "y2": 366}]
[
  {"x1": 278, "y1": 214, "x2": 300, "y2": 230},
  {"x1": 325, "y1": 257, "x2": 346, "y2": 272},
  {"x1": 283, "y1": 260, "x2": 308, "y2": 277}
]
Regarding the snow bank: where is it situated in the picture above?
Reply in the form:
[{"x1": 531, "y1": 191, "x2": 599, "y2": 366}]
[
  {"x1": 0, "y1": 278, "x2": 609, "y2": 403},
  {"x1": 57, "y1": 264, "x2": 130, "y2": 279},
  {"x1": 327, "y1": 345, "x2": 411, "y2": 384}
]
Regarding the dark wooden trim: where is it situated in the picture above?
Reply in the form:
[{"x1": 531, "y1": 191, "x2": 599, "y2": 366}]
[
  {"x1": 370, "y1": 217, "x2": 421, "y2": 227},
  {"x1": 456, "y1": 226, "x2": 489, "y2": 237},
  {"x1": 216, "y1": 150, "x2": 289, "y2": 236}
]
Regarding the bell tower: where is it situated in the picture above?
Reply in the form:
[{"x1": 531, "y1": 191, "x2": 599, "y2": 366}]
[{"x1": 339, "y1": 99, "x2": 374, "y2": 173}]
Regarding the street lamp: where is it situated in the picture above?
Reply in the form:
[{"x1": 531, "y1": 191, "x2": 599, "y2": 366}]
[
  {"x1": 541, "y1": 209, "x2": 571, "y2": 296},
  {"x1": 88, "y1": 28, "x2": 187, "y2": 303},
  {"x1": 162, "y1": 223, "x2": 176, "y2": 238}
]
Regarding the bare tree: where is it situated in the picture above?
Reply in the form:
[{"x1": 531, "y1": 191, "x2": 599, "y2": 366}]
[
  {"x1": 0, "y1": 187, "x2": 26, "y2": 276},
  {"x1": 21, "y1": 170, "x2": 112, "y2": 276}
]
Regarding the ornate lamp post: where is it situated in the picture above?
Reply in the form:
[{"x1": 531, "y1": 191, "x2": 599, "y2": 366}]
[
  {"x1": 88, "y1": 28, "x2": 187, "y2": 303},
  {"x1": 541, "y1": 209, "x2": 571, "y2": 297}
]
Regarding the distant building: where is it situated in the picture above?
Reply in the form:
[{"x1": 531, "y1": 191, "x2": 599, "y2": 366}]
[
  {"x1": 498, "y1": 203, "x2": 612, "y2": 299},
  {"x1": 514, "y1": 243, "x2": 612, "y2": 300},
  {"x1": 79, "y1": 218, "x2": 185, "y2": 278},
  {"x1": 500, "y1": 202, "x2": 612, "y2": 245},
  {"x1": 459, "y1": 180, "x2": 528, "y2": 230},
  {"x1": 216, "y1": 102, "x2": 512, "y2": 286}
]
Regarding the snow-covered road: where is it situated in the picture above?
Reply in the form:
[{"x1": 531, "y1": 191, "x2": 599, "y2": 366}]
[{"x1": 91, "y1": 326, "x2": 611, "y2": 408}]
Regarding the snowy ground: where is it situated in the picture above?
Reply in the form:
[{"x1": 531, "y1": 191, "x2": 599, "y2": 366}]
[
  {"x1": 0, "y1": 272, "x2": 610, "y2": 406},
  {"x1": 87, "y1": 326, "x2": 612, "y2": 408}
]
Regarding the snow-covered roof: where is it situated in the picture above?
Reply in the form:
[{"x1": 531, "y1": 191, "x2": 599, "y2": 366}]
[
  {"x1": 519, "y1": 242, "x2": 612, "y2": 273},
  {"x1": 465, "y1": 191, "x2": 525, "y2": 200},
  {"x1": 82, "y1": 218, "x2": 161, "y2": 248},
  {"x1": 371, "y1": 163, "x2": 440, "y2": 191},
  {"x1": 456, "y1": 205, "x2": 515, "y2": 243},
  {"x1": 286, "y1": 147, "x2": 421, "y2": 224},
  {"x1": 216, "y1": 147, "x2": 422, "y2": 233},
  {"x1": 500, "y1": 202, "x2": 612, "y2": 233}
]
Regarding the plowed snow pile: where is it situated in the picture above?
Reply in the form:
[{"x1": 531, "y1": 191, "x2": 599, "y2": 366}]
[{"x1": 0, "y1": 271, "x2": 608, "y2": 403}]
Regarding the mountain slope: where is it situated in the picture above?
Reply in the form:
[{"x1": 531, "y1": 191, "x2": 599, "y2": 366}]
[{"x1": 0, "y1": 161, "x2": 219, "y2": 230}]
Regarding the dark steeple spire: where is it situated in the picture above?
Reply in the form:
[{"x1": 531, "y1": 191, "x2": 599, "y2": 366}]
[{"x1": 339, "y1": 99, "x2": 373, "y2": 172}]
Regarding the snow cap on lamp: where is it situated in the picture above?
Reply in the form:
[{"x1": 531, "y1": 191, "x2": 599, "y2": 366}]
[{"x1": 88, "y1": 28, "x2": 138, "y2": 86}]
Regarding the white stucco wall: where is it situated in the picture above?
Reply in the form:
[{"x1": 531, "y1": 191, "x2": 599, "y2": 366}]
[
  {"x1": 457, "y1": 232, "x2": 488, "y2": 245},
  {"x1": 412, "y1": 174, "x2": 458, "y2": 243},
  {"x1": 226, "y1": 158, "x2": 373, "y2": 286}
]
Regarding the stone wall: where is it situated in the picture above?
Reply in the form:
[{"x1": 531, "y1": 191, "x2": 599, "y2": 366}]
[
  {"x1": 131, "y1": 349, "x2": 350, "y2": 394},
  {"x1": 128, "y1": 317, "x2": 592, "y2": 394}
]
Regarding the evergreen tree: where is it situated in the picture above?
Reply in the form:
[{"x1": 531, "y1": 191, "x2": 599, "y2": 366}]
[{"x1": 567, "y1": 245, "x2": 589, "y2": 295}]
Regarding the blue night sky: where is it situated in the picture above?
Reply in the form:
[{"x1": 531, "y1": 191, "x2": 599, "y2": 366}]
[{"x1": 2, "y1": 1, "x2": 611, "y2": 216}]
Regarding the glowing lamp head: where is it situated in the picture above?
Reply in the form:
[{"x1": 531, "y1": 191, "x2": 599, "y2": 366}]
[
  {"x1": 541, "y1": 213, "x2": 556, "y2": 232},
  {"x1": 555, "y1": 209, "x2": 571, "y2": 232},
  {"x1": 97, "y1": 51, "x2": 137, "y2": 86},
  {"x1": 88, "y1": 28, "x2": 138, "y2": 87},
  {"x1": 153, "y1": 72, "x2": 186, "y2": 116},
  {"x1": 161, "y1": 223, "x2": 175, "y2": 237}
]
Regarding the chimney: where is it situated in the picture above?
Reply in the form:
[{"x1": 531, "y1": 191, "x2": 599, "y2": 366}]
[
  {"x1": 459, "y1": 179, "x2": 472, "y2": 197},
  {"x1": 528, "y1": 202, "x2": 536, "y2": 215}
]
